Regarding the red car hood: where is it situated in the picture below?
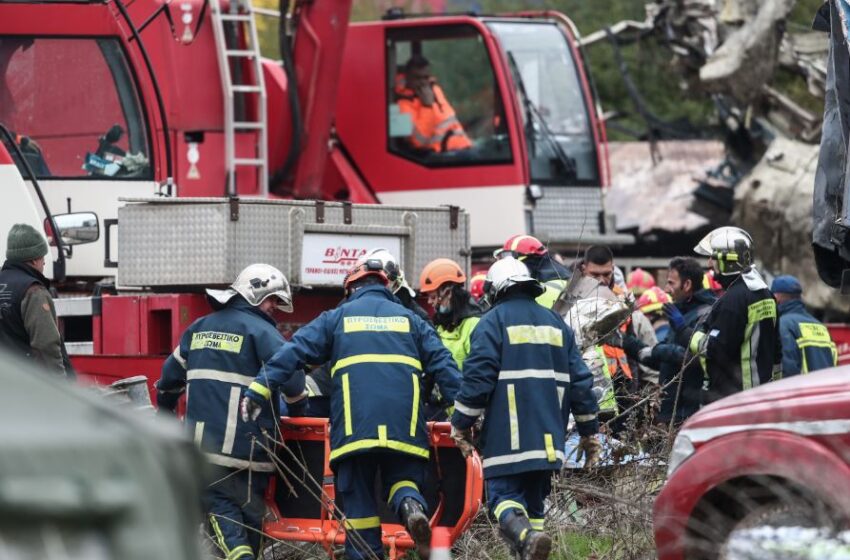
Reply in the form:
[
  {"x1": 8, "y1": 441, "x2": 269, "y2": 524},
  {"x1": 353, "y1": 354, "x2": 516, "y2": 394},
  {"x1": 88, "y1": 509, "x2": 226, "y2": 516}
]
[{"x1": 684, "y1": 366, "x2": 850, "y2": 432}]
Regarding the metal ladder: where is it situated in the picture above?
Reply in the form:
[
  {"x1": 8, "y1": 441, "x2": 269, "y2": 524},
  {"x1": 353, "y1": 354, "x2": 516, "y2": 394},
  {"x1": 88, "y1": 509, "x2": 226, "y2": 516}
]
[{"x1": 210, "y1": 0, "x2": 268, "y2": 196}]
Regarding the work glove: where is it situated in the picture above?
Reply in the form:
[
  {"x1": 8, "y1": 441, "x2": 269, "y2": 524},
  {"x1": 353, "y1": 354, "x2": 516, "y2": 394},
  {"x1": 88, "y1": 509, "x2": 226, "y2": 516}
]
[
  {"x1": 240, "y1": 394, "x2": 264, "y2": 422},
  {"x1": 663, "y1": 303, "x2": 686, "y2": 331},
  {"x1": 576, "y1": 435, "x2": 603, "y2": 469},
  {"x1": 450, "y1": 425, "x2": 475, "y2": 458}
]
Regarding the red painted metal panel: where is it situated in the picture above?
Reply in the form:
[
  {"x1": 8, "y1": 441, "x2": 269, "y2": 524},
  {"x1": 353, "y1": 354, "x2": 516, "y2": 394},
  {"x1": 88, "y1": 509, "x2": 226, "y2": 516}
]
[
  {"x1": 100, "y1": 295, "x2": 141, "y2": 355},
  {"x1": 72, "y1": 354, "x2": 166, "y2": 399},
  {"x1": 828, "y1": 323, "x2": 850, "y2": 365}
]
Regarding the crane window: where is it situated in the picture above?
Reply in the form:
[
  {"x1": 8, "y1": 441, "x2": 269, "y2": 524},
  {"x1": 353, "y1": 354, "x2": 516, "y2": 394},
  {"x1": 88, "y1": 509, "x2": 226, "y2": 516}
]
[
  {"x1": 0, "y1": 37, "x2": 152, "y2": 180},
  {"x1": 387, "y1": 25, "x2": 512, "y2": 167}
]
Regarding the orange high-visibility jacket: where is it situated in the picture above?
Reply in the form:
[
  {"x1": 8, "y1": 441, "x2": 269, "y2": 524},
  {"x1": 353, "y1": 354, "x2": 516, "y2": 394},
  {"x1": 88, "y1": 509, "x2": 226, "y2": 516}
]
[{"x1": 395, "y1": 79, "x2": 472, "y2": 152}]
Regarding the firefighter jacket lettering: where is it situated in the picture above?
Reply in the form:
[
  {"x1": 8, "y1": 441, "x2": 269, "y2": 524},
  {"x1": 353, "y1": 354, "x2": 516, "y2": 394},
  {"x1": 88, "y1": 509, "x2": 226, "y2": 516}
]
[
  {"x1": 245, "y1": 285, "x2": 462, "y2": 465},
  {"x1": 451, "y1": 291, "x2": 599, "y2": 479},
  {"x1": 157, "y1": 297, "x2": 306, "y2": 472},
  {"x1": 683, "y1": 278, "x2": 780, "y2": 403},
  {"x1": 777, "y1": 298, "x2": 837, "y2": 376}
]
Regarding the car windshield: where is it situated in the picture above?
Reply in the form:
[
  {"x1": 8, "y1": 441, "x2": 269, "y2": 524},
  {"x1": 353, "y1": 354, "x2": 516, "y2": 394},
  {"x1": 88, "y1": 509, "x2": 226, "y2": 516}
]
[
  {"x1": 0, "y1": 36, "x2": 151, "y2": 180},
  {"x1": 488, "y1": 21, "x2": 600, "y2": 185}
]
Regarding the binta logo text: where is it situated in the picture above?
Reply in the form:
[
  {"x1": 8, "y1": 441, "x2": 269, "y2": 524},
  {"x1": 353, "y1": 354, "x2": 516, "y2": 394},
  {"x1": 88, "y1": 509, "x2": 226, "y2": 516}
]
[{"x1": 322, "y1": 247, "x2": 368, "y2": 265}]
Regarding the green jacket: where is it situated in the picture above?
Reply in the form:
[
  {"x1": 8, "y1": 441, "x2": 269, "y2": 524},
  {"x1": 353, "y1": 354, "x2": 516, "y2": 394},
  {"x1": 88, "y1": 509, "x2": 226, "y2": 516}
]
[{"x1": 437, "y1": 315, "x2": 480, "y2": 370}]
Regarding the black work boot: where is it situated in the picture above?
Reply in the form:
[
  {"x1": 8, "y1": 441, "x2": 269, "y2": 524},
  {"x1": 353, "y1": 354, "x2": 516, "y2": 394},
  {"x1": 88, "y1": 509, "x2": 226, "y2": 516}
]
[
  {"x1": 399, "y1": 497, "x2": 431, "y2": 559},
  {"x1": 521, "y1": 531, "x2": 552, "y2": 560},
  {"x1": 498, "y1": 509, "x2": 534, "y2": 558}
]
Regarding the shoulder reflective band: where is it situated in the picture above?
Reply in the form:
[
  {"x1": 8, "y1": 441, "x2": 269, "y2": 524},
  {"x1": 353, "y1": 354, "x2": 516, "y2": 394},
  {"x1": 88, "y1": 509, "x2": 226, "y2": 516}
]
[
  {"x1": 344, "y1": 316, "x2": 411, "y2": 333},
  {"x1": 689, "y1": 331, "x2": 707, "y2": 355},
  {"x1": 190, "y1": 331, "x2": 244, "y2": 353},
  {"x1": 248, "y1": 381, "x2": 271, "y2": 400},
  {"x1": 330, "y1": 354, "x2": 422, "y2": 377},
  {"x1": 507, "y1": 325, "x2": 563, "y2": 347}
]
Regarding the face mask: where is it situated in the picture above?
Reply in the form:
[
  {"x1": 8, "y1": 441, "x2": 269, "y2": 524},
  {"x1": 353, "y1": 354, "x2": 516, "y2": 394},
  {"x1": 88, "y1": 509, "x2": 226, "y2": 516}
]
[{"x1": 438, "y1": 304, "x2": 451, "y2": 314}]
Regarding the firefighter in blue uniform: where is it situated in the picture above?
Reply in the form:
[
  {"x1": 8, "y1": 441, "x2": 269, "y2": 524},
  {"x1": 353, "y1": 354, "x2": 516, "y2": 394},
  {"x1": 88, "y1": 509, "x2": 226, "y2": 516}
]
[
  {"x1": 450, "y1": 257, "x2": 601, "y2": 560},
  {"x1": 772, "y1": 274, "x2": 837, "y2": 376},
  {"x1": 241, "y1": 258, "x2": 462, "y2": 560},
  {"x1": 156, "y1": 264, "x2": 307, "y2": 560}
]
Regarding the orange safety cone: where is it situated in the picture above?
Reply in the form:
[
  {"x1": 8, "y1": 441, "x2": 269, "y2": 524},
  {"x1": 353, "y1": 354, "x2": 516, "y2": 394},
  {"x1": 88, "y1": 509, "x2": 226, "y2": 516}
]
[{"x1": 430, "y1": 527, "x2": 452, "y2": 560}]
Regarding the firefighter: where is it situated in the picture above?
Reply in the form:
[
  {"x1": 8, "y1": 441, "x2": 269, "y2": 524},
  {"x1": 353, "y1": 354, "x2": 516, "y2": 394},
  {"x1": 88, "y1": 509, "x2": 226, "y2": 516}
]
[
  {"x1": 395, "y1": 54, "x2": 472, "y2": 153},
  {"x1": 450, "y1": 257, "x2": 600, "y2": 560},
  {"x1": 305, "y1": 247, "x2": 428, "y2": 418},
  {"x1": 469, "y1": 272, "x2": 488, "y2": 304},
  {"x1": 772, "y1": 275, "x2": 837, "y2": 376},
  {"x1": 680, "y1": 227, "x2": 780, "y2": 403},
  {"x1": 419, "y1": 258, "x2": 482, "y2": 370},
  {"x1": 240, "y1": 258, "x2": 461, "y2": 560},
  {"x1": 495, "y1": 234, "x2": 571, "y2": 309},
  {"x1": 624, "y1": 257, "x2": 717, "y2": 425},
  {"x1": 0, "y1": 223, "x2": 68, "y2": 377},
  {"x1": 580, "y1": 245, "x2": 658, "y2": 435},
  {"x1": 155, "y1": 264, "x2": 306, "y2": 560}
]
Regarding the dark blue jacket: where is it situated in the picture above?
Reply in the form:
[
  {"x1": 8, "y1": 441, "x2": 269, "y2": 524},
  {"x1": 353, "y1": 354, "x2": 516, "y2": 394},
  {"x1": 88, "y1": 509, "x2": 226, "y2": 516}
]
[
  {"x1": 245, "y1": 285, "x2": 461, "y2": 465},
  {"x1": 778, "y1": 299, "x2": 837, "y2": 376},
  {"x1": 156, "y1": 297, "x2": 305, "y2": 471},
  {"x1": 451, "y1": 291, "x2": 598, "y2": 479},
  {"x1": 650, "y1": 289, "x2": 716, "y2": 423}
]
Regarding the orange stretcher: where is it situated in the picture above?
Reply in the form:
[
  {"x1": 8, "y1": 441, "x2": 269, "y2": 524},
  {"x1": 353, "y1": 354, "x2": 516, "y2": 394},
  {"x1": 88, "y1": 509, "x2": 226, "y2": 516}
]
[{"x1": 264, "y1": 418, "x2": 484, "y2": 559}]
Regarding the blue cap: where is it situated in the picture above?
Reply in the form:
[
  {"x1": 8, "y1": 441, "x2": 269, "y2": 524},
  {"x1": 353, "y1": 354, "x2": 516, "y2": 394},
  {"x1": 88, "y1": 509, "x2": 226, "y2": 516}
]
[{"x1": 771, "y1": 275, "x2": 802, "y2": 295}]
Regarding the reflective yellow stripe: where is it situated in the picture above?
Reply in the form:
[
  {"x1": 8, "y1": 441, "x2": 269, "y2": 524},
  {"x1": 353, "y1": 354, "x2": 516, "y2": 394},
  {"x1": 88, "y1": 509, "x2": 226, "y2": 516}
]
[
  {"x1": 747, "y1": 299, "x2": 777, "y2": 323},
  {"x1": 378, "y1": 425, "x2": 388, "y2": 446},
  {"x1": 689, "y1": 331, "x2": 707, "y2": 355},
  {"x1": 519, "y1": 528, "x2": 529, "y2": 542},
  {"x1": 507, "y1": 384, "x2": 519, "y2": 451},
  {"x1": 344, "y1": 316, "x2": 411, "y2": 333},
  {"x1": 388, "y1": 480, "x2": 418, "y2": 504},
  {"x1": 209, "y1": 515, "x2": 229, "y2": 555},
  {"x1": 494, "y1": 500, "x2": 527, "y2": 520},
  {"x1": 330, "y1": 354, "x2": 422, "y2": 377},
  {"x1": 344, "y1": 516, "x2": 382, "y2": 530},
  {"x1": 410, "y1": 373, "x2": 420, "y2": 437},
  {"x1": 506, "y1": 325, "x2": 563, "y2": 346},
  {"x1": 342, "y1": 373, "x2": 353, "y2": 436},
  {"x1": 544, "y1": 433, "x2": 556, "y2": 463},
  {"x1": 329, "y1": 438, "x2": 430, "y2": 462},
  {"x1": 228, "y1": 545, "x2": 253, "y2": 560},
  {"x1": 529, "y1": 518, "x2": 545, "y2": 531},
  {"x1": 741, "y1": 322, "x2": 755, "y2": 390},
  {"x1": 248, "y1": 381, "x2": 271, "y2": 400}
]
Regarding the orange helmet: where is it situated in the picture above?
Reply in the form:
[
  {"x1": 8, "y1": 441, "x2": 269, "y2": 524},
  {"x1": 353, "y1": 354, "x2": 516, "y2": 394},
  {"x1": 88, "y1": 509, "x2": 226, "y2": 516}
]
[
  {"x1": 419, "y1": 258, "x2": 466, "y2": 293},
  {"x1": 636, "y1": 286, "x2": 671, "y2": 315},
  {"x1": 469, "y1": 272, "x2": 487, "y2": 301},
  {"x1": 343, "y1": 258, "x2": 389, "y2": 291},
  {"x1": 703, "y1": 270, "x2": 722, "y2": 293},
  {"x1": 494, "y1": 234, "x2": 548, "y2": 259},
  {"x1": 627, "y1": 268, "x2": 656, "y2": 296}
]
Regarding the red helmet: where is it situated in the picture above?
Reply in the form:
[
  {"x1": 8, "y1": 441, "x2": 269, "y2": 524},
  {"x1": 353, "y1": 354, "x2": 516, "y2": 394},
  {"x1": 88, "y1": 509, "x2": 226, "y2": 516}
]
[
  {"x1": 627, "y1": 268, "x2": 656, "y2": 296},
  {"x1": 636, "y1": 286, "x2": 672, "y2": 315},
  {"x1": 343, "y1": 258, "x2": 389, "y2": 291},
  {"x1": 494, "y1": 235, "x2": 548, "y2": 259},
  {"x1": 703, "y1": 270, "x2": 722, "y2": 293},
  {"x1": 469, "y1": 272, "x2": 487, "y2": 301}
]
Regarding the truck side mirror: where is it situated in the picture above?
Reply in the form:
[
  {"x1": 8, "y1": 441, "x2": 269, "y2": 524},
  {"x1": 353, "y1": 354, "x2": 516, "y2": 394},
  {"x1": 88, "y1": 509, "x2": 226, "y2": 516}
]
[{"x1": 45, "y1": 212, "x2": 100, "y2": 246}]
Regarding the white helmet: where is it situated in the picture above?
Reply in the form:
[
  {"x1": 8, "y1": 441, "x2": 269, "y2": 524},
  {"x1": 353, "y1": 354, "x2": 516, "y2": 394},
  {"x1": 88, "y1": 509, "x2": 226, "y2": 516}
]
[
  {"x1": 358, "y1": 247, "x2": 410, "y2": 295},
  {"x1": 485, "y1": 256, "x2": 544, "y2": 301},
  {"x1": 694, "y1": 226, "x2": 754, "y2": 276},
  {"x1": 206, "y1": 264, "x2": 293, "y2": 312}
]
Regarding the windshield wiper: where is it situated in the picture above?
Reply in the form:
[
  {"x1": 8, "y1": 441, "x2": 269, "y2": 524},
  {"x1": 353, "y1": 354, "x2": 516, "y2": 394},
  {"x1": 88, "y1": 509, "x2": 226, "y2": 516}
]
[{"x1": 507, "y1": 53, "x2": 577, "y2": 181}]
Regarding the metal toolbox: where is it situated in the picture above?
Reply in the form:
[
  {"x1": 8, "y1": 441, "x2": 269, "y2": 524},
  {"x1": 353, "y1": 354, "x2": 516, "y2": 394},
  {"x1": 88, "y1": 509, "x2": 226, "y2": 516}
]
[{"x1": 116, "y1": 198, "x2": 470, "y2": 288}]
